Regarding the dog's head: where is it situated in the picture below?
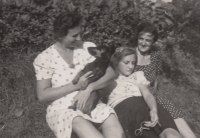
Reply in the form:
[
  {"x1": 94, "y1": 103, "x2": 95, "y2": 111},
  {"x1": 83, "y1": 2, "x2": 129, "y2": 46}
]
[{"x1": 88, "y1": 46, "x2": 112, "y2": 60}]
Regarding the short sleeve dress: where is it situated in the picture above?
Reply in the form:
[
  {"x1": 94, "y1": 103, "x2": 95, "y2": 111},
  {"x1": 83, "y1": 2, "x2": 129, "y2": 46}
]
[
  {"x1": 135, "y1": 50, "x2": 184, "y2": 119},
  {"x1": 33, "y1": 42, "x2": 116, "y2": 138},
  {"x1": 107, "y1": 71, "x2": 178, "y2": 138}
]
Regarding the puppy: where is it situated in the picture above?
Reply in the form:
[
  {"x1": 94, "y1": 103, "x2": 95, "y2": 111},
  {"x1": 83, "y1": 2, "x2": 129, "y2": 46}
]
[
  {"x1": 69, "y1": 46, "x2": 114, "y2": 115},
  {"x1": 72, "y1": 46, "x2": 113, "y2": 90}
]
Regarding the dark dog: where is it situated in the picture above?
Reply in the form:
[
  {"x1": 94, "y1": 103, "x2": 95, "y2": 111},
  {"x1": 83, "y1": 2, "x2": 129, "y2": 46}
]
[
  {"x1": 69, "y1": 46, "x2": 114, "y2": 115},
  {"x1": 72, "y1": 46, "x2": 113, "y2": 90}
]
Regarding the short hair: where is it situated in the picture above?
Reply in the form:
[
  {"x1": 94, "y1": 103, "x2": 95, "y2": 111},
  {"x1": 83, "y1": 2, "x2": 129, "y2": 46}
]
[
  {"x1": 110, "y1": 47, "x2": 137, "y2": 71},
  {"x1": 53, "y1": 11, "x2": 82, "y2": 40},
  {"x1": 136, "y1": 22, "x2": 158, "y2": 43}
]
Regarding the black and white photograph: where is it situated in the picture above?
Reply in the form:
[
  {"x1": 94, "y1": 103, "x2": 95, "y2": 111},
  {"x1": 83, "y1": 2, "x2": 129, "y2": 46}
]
[{"x1": 0, "y1": 0, "x2": 199, "y2": 138}]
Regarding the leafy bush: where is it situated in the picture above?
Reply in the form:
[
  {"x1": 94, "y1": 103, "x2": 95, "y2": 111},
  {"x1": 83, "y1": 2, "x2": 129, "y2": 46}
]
[
  {"x1": 0, "y1": 0, "x2": 199, "y2": 83},
  {"x1": 0, "y1": 0, "x2": 199, "y2": 53}
]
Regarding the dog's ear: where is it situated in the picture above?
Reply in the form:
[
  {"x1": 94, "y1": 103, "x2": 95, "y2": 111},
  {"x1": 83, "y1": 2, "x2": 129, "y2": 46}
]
[
  {"x1": 99, "y1": 46, "x2": 109, "y2": 53},
  {"x1": 88, "y1": 47, "x2": 100, "y2": 57},
  {"x1": 109, "y1": 45, "x2": 116, "y2": 55}
]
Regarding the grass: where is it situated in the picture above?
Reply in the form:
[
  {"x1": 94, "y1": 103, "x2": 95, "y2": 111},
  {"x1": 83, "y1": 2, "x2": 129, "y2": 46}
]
[{"x1": 0, "y1": 47, "x2": 200, "y2": 138}]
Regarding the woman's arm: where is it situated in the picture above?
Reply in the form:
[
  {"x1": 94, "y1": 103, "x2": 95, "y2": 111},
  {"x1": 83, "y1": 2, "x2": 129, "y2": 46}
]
[
  {"x1": 36, "y1": 79, "x2": 80, "y2": 102},
  {"x1": 36, "y1": 71, "x2": 93, "y2": 102},
  {"x1": 86, "y1": 66, "x2": 117, "y2": 93},
  {"x1": 139, "y1": 84, "x2": 157, "y2": 112},
  {"x1": 154, "y1": 77, "x2": 159, "y2": 92},
  {"x1": 154, "y1": 74, "x2": 162, "y2": 93},
  {"x1": 154, "y1": 51, "x2": 163, "y2": 92}
]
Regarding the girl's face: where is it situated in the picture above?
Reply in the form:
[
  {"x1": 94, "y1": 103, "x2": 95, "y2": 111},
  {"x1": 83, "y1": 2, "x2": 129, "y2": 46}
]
[
  {"x1": 61, "y1": 26, "x2": 82, "y2": 49},
  {"x1": 137, "y1": 32, "x2": 154, "y2": 53},
  {"x1": 117, "y1": 54, "x2": 136, "y2": 77}
]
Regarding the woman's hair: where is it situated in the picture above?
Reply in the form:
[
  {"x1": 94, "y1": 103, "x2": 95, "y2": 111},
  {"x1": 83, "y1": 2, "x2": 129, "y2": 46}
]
[
  {"x1": 136, "y1": 22, "x2": 158, "y2": 43},
  {"x1": 53, "y1": 11, "x2": 82, "y2": 40},
  {"x1": 110, "y1": 47, "x2": 137, "y2": 70}
]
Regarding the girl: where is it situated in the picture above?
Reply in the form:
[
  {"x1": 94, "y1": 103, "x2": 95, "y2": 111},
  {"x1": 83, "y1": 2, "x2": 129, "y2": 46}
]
[{"x1": 107, "y1": 47, "x2": 183, "y2": 138}]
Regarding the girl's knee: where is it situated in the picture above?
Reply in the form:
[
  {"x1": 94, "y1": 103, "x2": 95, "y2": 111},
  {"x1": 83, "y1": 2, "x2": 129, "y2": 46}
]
[{"x1": 102, "y1": 114, "x2": 126, "y2": 138}]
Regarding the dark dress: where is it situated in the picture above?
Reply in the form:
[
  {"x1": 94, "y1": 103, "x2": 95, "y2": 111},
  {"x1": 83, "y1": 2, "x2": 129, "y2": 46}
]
[
  {"x1": 114, "y1": 97, "x2": 178, "y2": 138},
  {"x1": 111, "y1": 72, "x2": 178, "y2": 138},
  {"x1": 134, "y1": 50, "x2": 184, "y2": 119}
]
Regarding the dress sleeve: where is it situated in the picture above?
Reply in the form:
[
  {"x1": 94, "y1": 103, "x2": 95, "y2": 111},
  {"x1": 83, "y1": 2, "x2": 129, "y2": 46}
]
[
  {"x1": 156, "y1": 51, "x2": 163, "y2": 75},
  {"x1": 33, "y1": 50, "x2": 53, "y2": 80},
  {"x1": 135, "y1": 71, "x2": 150, "y2": 86}
]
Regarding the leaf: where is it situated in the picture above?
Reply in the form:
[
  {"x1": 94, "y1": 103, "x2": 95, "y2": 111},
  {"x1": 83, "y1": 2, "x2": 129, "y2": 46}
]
[
  {"x1": 95, "y1": 0, "x2": 103, "y2": 6},
  {"x1": 14, "y1": 109, "x2": 24, "y2": 117},
  {"x1": 16, "y1": 0, "x2": 22, "y2": 6},
  {"x1": 0, "y1": 122, "x2": 5, "y2": 130},
  {"x1": 68, "y1": 2, "x2": 76, "y2": 13},
  {"x1": 53, "y1": 0, "x2": 59, "y2": 5},
  {"x1": 120, "y1": 0, "x2": 128, "y2": 9}
]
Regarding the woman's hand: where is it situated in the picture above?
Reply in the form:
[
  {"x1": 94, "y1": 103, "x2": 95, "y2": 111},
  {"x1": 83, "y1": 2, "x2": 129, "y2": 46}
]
[
  {"x1": 72, "y1": 86, "x2": 93, "y2": 111},
  {"x1": 144, "y1": 109, "x2": 160, "y2": 127},
  {"x1": 76, "y1": 71, "x2": 93, "y2": 89}
]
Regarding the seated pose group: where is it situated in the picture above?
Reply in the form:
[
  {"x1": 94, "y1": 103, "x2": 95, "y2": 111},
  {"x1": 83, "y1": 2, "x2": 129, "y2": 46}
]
[{"x1": 34, "y1": 11, "x2": 196, "y2": 138}]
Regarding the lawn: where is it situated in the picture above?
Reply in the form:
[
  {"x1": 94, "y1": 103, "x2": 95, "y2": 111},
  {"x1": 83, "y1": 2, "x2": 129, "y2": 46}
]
[{"x1": 0, "y1": 47, "x2": 200, "y2": 138}]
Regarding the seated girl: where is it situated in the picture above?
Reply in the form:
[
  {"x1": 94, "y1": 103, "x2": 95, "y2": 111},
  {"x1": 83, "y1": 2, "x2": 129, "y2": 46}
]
[{"x1": 106, "y1": 47, "x2": 183, "y2": 138}]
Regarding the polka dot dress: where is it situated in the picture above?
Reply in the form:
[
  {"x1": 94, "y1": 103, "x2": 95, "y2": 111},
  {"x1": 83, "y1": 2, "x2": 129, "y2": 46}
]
[
  {"x1": 33, "y1": 42, "x2": 116, "y2": 138},
  {"x1": 135, "y1": 50, "x2": 184, "y2": 119}
]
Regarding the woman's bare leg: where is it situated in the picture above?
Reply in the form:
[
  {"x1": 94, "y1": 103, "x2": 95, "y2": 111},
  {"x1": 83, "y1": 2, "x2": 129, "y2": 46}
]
[
  {"x1": 174, "y1": 118, "x2": 197, "y2": 138},
  {"x1": 100, "y1": 114, "x2": 126, "y2": 138},
  {"x1": 72, "y1": 116, "x2": 104, "y2": 138},
  {"x1": 159, "y1": 128, "x2": 183, "y2": 138}
]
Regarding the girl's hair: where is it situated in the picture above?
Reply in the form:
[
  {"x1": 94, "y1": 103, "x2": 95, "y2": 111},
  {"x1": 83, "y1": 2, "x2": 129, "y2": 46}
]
[
  {"x1": 110, "y1": 47, "x2": 137, "y2": 70},
  {"x1": 137, "y1": 22, "x2": 158, "y2": 43},
  {"x1": 53, "y1": 11, "x2": 82, "y2": 40}
]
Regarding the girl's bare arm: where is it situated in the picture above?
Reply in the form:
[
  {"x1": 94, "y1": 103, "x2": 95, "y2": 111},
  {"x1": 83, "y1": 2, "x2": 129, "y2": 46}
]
[{"x1": 139, "y1": 84, "x2": 157, "y2": 112}]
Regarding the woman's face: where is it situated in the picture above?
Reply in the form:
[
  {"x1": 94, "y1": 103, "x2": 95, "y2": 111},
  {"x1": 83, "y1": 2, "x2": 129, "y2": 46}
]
[
  {"x1": 61, "y1": 26, "x2": 82, "y2": 49},
  {"x1": 137, "y1": 32, "x2": 154, "y2": 53},
  {"x1": 117, "y1": 54, "x2": 136, "y2": 77}
]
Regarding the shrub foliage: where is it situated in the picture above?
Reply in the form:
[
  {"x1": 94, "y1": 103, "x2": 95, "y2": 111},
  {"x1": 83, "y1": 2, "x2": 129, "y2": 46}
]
[
  {"x1": 0, "y1": 0, "x2": 199, "y2": 52},
  {"x1": 0, "y1": 0, "x2": 199, "y2": 81}
]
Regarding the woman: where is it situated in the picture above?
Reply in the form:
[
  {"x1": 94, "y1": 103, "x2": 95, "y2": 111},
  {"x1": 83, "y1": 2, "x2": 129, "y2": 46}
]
[
  {"x1": 134, "y1": 22, "x2": 196, "y2": 138},
  {"x1": 33, "y1": 11, "x2": 125, "y2": 138},
  {"x1": 108, "y1": 47, "x2": 183, "y2": 138}
]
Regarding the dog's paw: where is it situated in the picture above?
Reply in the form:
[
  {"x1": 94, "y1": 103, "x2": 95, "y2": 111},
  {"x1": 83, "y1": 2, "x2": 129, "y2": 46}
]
[
  {"x1": 68, "y1": 105, "x2": 76, "y2": 110},
  {"x1": 72, "y1": 79, "x2": 78, "y2": 85},
  {"x1": 81, "y1": 82, "x2": 89, "y2": 90}
]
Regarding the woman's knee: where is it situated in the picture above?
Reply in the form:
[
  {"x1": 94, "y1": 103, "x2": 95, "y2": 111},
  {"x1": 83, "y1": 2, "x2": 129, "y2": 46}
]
[
  {"x1": 72, "y1": 116, "x2": 104, "y2": 138},
  {"x1": 102, "y1": 114, "x2": 121, "y2": 128},
  {"x1": 174, "y1": 118, "x2": 197, "y2": 138},
  {"x1": 72, "y1": 116, "x2": 87, "y2": 130},
  {"x1": 160, "y1": 128, "x2": 183, "y2": 138}
]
